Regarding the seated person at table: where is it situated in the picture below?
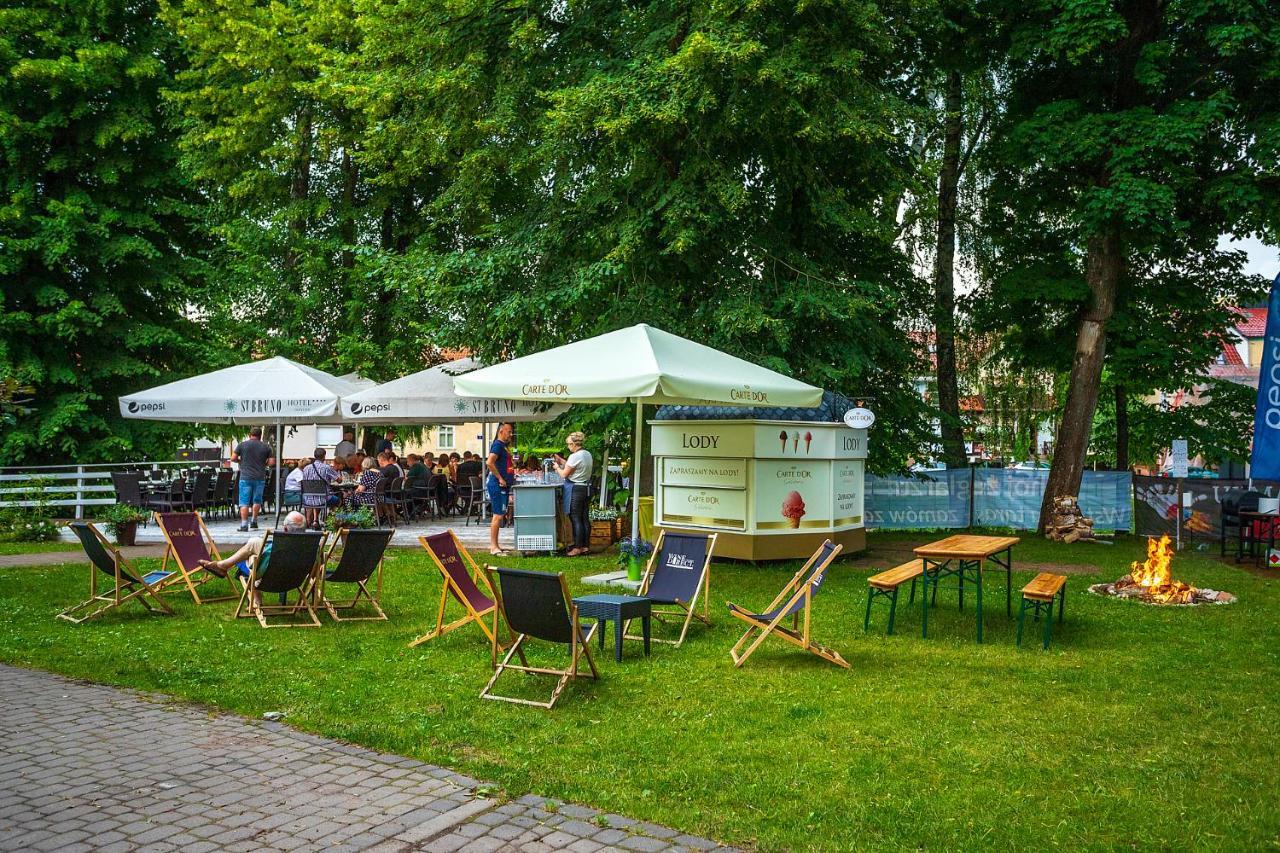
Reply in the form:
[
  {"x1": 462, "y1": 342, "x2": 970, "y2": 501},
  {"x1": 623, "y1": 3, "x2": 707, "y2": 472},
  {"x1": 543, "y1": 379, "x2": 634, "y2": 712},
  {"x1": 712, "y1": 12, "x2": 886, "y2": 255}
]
[
  {"x1": 331, "y1": 456, "x2": 349, "y2": 481},
  {"x1": 405, "y1": 453, "x2": 429, "y2": 488},
  {"x1": 456, "y1": 451, "x2": 482, "y2": 482},
  {"x1": 300, "y1": 448, "x2": 338, "y2": 529},
  {"x1": 378, "y1": 451, "x2": 404, "y2": 480},
  {"x1": 353, "y1": 457, "x2": 381, "y2": 507},
  {"x1": 199, "y1": 511, "x2": 306, "y2": 608},
  {"x1": 448, "y1": 452, "x2": 461, "y2": 481},
  {"x1": 283, "y1": 461, "x2": 304, "y2": 507}
]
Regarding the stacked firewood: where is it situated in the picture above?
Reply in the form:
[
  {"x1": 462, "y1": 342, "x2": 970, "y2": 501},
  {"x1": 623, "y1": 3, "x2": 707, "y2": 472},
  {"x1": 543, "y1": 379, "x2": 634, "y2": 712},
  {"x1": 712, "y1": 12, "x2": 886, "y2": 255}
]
[{"x1": 1045, "y1": 495, "x2": 1095, "y2": 543}]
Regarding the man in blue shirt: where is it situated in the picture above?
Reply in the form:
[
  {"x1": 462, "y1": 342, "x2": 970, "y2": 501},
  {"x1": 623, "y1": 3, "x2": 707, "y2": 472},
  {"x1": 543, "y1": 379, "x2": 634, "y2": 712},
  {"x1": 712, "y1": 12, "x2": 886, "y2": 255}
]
[{"x1": 486, "y1": 422, "x2": 514, "y2": 555}]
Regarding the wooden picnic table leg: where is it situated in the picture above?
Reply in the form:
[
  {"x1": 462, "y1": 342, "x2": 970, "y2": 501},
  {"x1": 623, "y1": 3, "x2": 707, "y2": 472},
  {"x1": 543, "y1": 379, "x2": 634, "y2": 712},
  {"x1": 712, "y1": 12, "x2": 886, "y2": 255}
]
[
  {"x1": 975, "y1": 560, "x2": 984, "y2": 644},
  {"x1": 921, "y1": 559, "x2": 932, "y2": 639}
]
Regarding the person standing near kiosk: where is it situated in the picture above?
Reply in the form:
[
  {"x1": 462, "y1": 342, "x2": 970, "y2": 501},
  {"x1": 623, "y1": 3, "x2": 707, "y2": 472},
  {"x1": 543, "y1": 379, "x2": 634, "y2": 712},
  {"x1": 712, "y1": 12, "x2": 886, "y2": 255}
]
[
  {"x1": 553, "y1": 431, "x2": 594, "y2": 556},
  {"x1": 486, "y1": 422, "x2": 514, "y2": 555}
]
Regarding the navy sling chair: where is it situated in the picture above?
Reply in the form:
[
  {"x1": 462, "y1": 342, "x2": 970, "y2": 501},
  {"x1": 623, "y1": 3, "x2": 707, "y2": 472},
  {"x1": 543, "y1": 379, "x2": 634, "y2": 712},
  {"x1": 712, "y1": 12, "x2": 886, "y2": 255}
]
[{"x1": 626, "y1": 530, "x2": 717, "y2": 648}]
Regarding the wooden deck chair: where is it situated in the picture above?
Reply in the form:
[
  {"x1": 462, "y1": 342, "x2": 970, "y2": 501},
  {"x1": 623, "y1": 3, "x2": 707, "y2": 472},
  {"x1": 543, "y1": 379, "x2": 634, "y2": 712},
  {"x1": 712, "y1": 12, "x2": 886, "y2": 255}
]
[
  {"x1": 153, "y1": 511, "x2": 236, "y2": 604},
  {"x1": 409, "y1": 530, "x2": 501, "y2": 647},
  {"x1": 480, "y1": 567, "x2": 598, "y2": 709},
  {"x1": 234, "y1": 530, "x2": 327, "y2": 628},
  {"x1": 58, "y1": 522, "x2": 175, "y2": 623},
  {"x1": 726, "y1": 540, "x2": 848, "y2": 669},
  {"x1": 625, "y1": 530, "x2": 716, "y2": 648},
  {"x1": 319, "y1": 528, "x2": 392, "y2": 621}
]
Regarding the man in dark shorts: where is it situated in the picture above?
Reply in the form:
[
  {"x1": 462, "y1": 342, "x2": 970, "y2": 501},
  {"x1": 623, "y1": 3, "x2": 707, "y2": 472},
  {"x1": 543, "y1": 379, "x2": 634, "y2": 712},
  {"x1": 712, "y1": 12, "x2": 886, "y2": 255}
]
[
  {"x1": 486, "y1": 422, "x2": 514, "y2": 555},
  {"x1": 233, "y1": 426, "x2": 275, "y2": 532}
]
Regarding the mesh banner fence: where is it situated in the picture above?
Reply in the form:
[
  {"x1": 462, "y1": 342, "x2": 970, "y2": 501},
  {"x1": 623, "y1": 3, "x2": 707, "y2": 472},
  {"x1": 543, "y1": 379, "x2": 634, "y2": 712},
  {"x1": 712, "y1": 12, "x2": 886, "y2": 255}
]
[
  {"x1": 867, "y1": 469, "x2": 1132, "y2": 531},
  {"x1": 1133, "y1": 476, "x2": 1280, "y2": 543}
]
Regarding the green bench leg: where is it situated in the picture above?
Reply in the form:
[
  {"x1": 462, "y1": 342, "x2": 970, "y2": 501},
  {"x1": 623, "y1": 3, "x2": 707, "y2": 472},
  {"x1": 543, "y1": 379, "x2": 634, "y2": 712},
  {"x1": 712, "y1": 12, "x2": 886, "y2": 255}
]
[
  {"x1": 1016, "y1": 596, "x2": 1028, "y2": 647},
  {"x1": 864, "y1": 588, "x2": 874, "y2": 632},
  {"x1": 1042, "y1": 596, "x2": 1053, "y2": 650},
  {"x1": 909, "y1": 576, "x2": 917, "y2": 605},
  {"x1": 887, "y1": 587, "x2": 899, "y2": 635},
  {"x1": 1058, "y1": 584, "x2": 1066, "y2": 623}
]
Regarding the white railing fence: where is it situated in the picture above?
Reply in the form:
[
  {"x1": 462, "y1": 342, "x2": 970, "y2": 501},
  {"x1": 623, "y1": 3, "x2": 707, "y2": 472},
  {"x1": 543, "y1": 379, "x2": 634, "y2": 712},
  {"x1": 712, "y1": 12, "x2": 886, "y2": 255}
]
[{"x1": 0, "y1": 462, "x2": 217, "y2": 518}]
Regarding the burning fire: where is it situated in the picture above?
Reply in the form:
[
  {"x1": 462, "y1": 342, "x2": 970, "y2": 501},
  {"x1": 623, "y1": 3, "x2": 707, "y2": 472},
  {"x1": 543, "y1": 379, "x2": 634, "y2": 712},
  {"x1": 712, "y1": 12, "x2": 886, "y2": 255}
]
[{"x1": 1122, "y1": 535, "x2": 1196, "y2": 604}]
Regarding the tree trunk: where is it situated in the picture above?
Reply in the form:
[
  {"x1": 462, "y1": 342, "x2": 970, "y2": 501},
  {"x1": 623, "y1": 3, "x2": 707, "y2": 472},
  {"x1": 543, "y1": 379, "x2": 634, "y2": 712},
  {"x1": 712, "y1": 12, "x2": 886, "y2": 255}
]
[
  {"x1": 340, "y1": 145, "x2": 357, "y2": 270},
  {"x1": 934, "y1": 69, "x2": 966, "y2": 470},
  {"x1": 284, "y1": 104, "x2": 313, "y2": 272},
  {"x1": 1115, "y1": 384, "x2": 1129, "y2": 471},
  {"x1": 1037, "y1": 233, "x2": 1122, "y2": 532}
]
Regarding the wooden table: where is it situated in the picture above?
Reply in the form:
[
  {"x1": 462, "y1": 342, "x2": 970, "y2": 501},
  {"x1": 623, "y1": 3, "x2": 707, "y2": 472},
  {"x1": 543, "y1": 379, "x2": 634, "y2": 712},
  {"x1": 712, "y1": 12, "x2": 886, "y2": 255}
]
[{"x1": 913, "y1": 534, "x2": 1020, "y2": 643}]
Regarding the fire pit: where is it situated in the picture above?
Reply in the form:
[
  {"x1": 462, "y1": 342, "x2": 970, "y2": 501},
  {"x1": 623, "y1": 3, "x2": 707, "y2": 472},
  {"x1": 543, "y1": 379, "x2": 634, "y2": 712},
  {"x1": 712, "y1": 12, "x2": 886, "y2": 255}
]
[{"x1": 1088, "y1": 535, "x2": 1235, "y2": 605}]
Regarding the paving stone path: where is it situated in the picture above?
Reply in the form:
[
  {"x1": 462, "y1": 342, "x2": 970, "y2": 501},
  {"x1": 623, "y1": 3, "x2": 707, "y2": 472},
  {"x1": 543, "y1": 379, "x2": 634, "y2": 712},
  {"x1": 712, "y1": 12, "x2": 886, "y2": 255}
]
[{"x1": 0, "y1": 665, "x2": 734, "y2": 852}]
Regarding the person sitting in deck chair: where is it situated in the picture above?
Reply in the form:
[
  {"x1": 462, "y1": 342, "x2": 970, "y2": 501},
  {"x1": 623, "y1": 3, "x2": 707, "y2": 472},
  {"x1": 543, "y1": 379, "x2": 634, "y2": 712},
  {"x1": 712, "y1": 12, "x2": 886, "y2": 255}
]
[{"x1": 199, "y1": 511, "x2": 306, "y2": 609}]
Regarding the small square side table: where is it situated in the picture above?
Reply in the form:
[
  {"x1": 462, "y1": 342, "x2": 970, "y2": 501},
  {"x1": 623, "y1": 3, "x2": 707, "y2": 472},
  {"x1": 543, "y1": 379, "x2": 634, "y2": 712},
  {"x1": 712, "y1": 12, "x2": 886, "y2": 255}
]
[{"x1": 572, "y1": 594, "x2": 651, "y2": 662}]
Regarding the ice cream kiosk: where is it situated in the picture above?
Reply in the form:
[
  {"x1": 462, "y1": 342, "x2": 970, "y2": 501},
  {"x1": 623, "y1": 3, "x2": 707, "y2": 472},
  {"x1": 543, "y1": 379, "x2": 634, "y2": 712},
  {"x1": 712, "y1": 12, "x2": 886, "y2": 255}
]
[{"x1": 651, "y1": 395, "x2": 867, "y2": 561}]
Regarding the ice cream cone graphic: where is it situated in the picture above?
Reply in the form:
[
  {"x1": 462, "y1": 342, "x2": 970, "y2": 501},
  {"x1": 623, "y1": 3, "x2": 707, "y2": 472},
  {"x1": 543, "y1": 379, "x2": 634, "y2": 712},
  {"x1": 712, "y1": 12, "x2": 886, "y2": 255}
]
[
  {"x1": 803, "y1": 430, "x2": 813, "y2": 453},
  {"x1": 778, "y1": 430, "x2": 788, "y2": 453},
  {"x1": 791, "y1": 430, "x2": 799, "y2": 452},
  {"x1": 781, "y1": 490, "x2": 806, "y2": 528}
]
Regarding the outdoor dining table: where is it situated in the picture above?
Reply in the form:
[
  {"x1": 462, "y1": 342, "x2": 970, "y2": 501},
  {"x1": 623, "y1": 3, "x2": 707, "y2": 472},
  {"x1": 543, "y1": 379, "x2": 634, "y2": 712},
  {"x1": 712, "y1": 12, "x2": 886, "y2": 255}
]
[
  {"x1": 1237, "y1": 510, "x2": 1279, "y2": 565},
  {"x1": 913, "y1": 534, "x2": 1021, "y2": 643}
]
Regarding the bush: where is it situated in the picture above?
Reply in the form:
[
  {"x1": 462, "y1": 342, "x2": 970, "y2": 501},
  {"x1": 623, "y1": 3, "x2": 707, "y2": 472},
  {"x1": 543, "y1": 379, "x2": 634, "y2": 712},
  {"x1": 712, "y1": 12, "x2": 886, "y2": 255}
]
[
  {"x1": 0, "y1": 509, "x2": 61, "y2": 543},
  {"x1": 324, "y1": 507, "x2": 377, "y2": 532}
]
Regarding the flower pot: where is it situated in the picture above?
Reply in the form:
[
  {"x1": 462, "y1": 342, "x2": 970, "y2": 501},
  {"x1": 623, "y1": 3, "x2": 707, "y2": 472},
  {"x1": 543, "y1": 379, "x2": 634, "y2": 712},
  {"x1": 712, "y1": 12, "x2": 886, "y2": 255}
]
[
  {"x1": 114, "y1": 521, "x2": 137, "y2": 547},
  {"x1": 626, "y1": 555, "x2": 644, "y2": 582}
]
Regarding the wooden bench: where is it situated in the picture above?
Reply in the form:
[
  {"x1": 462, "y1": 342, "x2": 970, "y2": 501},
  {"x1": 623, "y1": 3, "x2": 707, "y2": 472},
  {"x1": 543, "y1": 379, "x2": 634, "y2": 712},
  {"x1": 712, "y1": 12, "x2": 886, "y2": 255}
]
[
  {"x1": 864, "y1": 560, "x2": 924, "y2": 635},
  {"x1": 1017, "y1": 572, "x2": 1066, "y2": 649}
]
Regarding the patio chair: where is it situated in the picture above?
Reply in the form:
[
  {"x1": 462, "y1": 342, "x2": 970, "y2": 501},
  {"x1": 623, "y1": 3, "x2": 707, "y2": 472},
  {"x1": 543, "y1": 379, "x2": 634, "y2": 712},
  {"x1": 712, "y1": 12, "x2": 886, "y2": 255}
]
[
  {"x1": 58, "y1": 522, "x2": 175, "y2": 623},
  {"x1": 461, "y1": 476, "x2": 484, "y2": 525},
  {"x1": 625, "y1": 530, "x2": 717, "y2": 647},
  {"x1": 480, "y1": 566, "x2": 598, "y2": 709},
  {"x1": 211, "y1": 470, "x2": 233, "y2": 519},
  {"x1": 726, "y1": 539, "x2": 848, "y2": 669},
  {"x1": 386, "y1": 476, "x2": 409, "y2": 523},
  {"x1": 153, "y1": 511, "x2": 236, "y2": 604},
  {"x1": 147, "y1": 477, "x2": 187, "y2": 514},
  {"x1": 187, "y1": 469, "x2": 213, "y2": 513},
  {"x1": 409, "y1": 530, "x2": 502, "y2": 647},
  {"x1": 300, "y1": 479, "x2": 331, "y2": 525},
  {"x1": 233, "y1": 530, "x2": 327, "y2": 628},
  {"x1": 373, "y1": 477, "x2": 396, "y2": 529},
  {"x1": 319, "y1": 528, "x2": 393, "y2": 621}
]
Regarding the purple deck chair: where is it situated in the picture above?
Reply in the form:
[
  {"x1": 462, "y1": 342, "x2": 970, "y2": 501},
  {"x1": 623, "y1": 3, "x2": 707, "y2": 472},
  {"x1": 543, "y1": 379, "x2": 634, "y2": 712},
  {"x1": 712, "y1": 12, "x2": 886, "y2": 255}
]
[
  {"x1": 726, "y1": 539, "x2": 849, "y2": 669},
  {"x1": 410, "y1": 531, "x2": 502, "y2": 647}
]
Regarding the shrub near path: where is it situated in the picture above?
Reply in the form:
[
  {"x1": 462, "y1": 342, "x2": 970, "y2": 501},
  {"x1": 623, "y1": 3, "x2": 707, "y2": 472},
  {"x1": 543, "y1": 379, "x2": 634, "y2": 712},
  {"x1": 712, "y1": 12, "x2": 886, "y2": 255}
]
[{"x1": 0, "y1": 532, "x2": 1276, "y2": 851}]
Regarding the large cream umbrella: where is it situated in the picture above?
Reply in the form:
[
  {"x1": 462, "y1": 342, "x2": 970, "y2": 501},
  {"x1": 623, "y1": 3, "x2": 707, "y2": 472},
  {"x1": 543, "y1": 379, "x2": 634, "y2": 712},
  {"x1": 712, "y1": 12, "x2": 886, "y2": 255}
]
[
  {"x1": 120, "y1": 357, "x2": 363, "y2": 525},
  {"x1": 453, "y1": 324, "x2": 823, "y2": 539}
]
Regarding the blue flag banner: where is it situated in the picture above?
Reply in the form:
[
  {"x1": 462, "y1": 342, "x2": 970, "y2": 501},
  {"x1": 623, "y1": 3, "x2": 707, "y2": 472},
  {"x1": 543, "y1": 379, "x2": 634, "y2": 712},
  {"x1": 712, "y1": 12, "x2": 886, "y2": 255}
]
[{"x1": 1251, "y1": 274, "x2": 1280, "y2": 480}]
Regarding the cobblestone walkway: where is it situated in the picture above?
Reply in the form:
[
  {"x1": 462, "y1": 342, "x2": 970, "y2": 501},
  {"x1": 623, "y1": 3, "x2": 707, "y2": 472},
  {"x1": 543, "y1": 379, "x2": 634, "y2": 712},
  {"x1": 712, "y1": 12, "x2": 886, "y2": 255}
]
[{"x1": 0, "y1": 665, "x2": 734, "y2": 852}]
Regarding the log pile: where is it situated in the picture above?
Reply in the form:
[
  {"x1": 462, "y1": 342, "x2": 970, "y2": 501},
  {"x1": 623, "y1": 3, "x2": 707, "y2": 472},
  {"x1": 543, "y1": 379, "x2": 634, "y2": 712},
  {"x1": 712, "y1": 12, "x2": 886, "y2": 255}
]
[{"x1": 1045, "y1": 495, "x2": 1095, "y2": 543}]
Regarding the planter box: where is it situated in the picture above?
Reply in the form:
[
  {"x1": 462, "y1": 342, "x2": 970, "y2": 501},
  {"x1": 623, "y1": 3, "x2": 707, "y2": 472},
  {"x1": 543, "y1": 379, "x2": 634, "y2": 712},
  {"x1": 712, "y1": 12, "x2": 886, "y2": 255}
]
[{"x1": 589, "y1": 520, "x2": 616, "y2": 548}]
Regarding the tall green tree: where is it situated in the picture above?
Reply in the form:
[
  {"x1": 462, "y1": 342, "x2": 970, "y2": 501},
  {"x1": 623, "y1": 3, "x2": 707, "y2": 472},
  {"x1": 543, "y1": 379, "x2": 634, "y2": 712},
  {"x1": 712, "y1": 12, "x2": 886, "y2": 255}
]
[
  {"x1": 353, "y1": 0, "x2": 935, "y2": 471},
  {"x1": 978, "y1": 0, "x2": 1280, "y2": 529},
  {"x1": 0, "y1": 0, "x2": 206, "y2": 460}
]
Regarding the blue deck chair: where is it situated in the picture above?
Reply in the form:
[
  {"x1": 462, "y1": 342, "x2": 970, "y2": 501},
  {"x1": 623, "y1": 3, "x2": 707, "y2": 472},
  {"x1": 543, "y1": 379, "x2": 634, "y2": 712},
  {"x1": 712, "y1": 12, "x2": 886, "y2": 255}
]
[
  {"x1": 58, "y1": 522, "x2": 175, "y2": 623},
  {"x1": 626, "y1": 530, "x2": 717, "y2": 647},
  {"x1": 726, "y1": 540, "x2": 847, "y2": 669}
]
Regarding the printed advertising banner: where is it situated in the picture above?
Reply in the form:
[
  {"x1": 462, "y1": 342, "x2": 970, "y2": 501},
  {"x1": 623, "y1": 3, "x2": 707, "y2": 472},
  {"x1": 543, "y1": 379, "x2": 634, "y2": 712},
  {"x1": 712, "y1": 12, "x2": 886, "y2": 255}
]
[
  {"x1": 755, "y1": 461, "x2": 832, "y2": 530},
  {"x1": 1251, "y1": 275, "x2": 1280, "y2": 480},
  {"x1": 867, "y1": 469, "x2": 1132, "y2": 531}
]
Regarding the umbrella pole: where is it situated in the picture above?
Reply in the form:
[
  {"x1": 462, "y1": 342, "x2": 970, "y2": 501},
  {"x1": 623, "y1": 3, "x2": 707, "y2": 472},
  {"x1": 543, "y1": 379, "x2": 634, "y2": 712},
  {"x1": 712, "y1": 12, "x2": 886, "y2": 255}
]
[
  {"x1": 274, "y1": 423, "x2": 283, "y2": 528},
  {"x1": 631, "y1": 401, "x2": 642, "y2": 542}
]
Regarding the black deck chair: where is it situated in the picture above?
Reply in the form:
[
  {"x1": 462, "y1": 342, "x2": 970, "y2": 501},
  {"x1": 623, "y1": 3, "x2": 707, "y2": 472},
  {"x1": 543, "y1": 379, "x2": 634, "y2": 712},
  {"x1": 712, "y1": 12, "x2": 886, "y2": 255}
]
[
  {"x1": 726, "y1": 540, "x2": 848, "y2": 669},
  {"x1": 319, "y1": 528, "x2": 393, "y2": 621},
  {"x1": 234, "y1": 530, "x2": 327, "y2": 628},
  {"x1": 58, "y1": 522, "x2": 175, "y2": 623},
  {"x1": 626, "y1": 530, "x2": 717, "y2": 648},
  {"x1": 481, "y1": 567, "x2": 598, "y2": 709}
]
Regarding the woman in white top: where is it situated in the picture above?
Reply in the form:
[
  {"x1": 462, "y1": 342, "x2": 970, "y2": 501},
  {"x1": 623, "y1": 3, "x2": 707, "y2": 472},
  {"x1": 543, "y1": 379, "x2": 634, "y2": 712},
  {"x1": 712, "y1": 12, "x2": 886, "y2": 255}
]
[{"x1": 553, "y1": 431, "x2": 594, "y2": 556}]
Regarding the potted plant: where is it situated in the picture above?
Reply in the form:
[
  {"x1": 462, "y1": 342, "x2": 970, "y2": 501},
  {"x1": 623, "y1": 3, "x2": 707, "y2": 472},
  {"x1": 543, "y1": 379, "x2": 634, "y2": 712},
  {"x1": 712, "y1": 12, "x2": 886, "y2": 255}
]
[
  {"x1": 589, "y1": 505, "x2": 619, "y2": 547},
  {"x1": 323, "y1": 506, "x2": 376, "y2": 533},
  {"x1": 102, "y1": 503, "x2": 147, "y2": 546},
  {"x1": 618, "y1": 536, "x2": 653, "y2": 582},
  {"x1": 610, "y1": 489, "x2": 631, "y2": 539}
]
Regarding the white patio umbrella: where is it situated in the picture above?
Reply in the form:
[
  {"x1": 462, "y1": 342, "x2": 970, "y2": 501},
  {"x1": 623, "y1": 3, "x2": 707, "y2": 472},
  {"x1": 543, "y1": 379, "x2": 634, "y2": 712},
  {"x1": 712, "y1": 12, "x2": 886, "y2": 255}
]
[
  {"x1": 452, "y1": 324, "x2": 824, "y2": 539},
  {"x1": 340, "y1": 357, "x2": 569, "y2": 424},
  {"x1": 120, "y1": 357, "x2": 364, "y2": 525}
]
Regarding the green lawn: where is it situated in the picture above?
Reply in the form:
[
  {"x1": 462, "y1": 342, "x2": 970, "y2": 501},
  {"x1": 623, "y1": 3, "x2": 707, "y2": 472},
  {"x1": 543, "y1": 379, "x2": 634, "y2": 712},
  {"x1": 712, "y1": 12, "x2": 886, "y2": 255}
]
[
  {"x1": 0, "y1": 540, "x2": 79, "y2": 556},
  {"x1": 0, "y1": 531, "x2": 1276, "y2": 850}
]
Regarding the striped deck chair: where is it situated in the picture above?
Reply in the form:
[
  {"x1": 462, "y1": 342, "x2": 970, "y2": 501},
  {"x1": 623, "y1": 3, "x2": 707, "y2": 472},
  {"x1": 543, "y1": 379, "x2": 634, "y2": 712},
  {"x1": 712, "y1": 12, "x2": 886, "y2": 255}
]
[
  {"x1": 58, "y1": 522, "x2": 175, "y2": 623},
  {"x1": 626, "y1": 530, "x2": 716, "y2": 647},
  {"x1": 409, "y1": 531, "x2": 501, "y2": 647},
  {"x1": 319, "y1": 528, "x2": 392, "y2": 621},
  {"x1": 153, "y1": 511, "x2": 235, "y2": 604},
  {"x1": 234, "y1": 531, "x2": 327, "y2": 628},
  {"x1": 481, "y1": 567, "x2": 598, "y2": 709},
  {"x1": 726, "y1": 540, "x2": 848, "y2": 669}
]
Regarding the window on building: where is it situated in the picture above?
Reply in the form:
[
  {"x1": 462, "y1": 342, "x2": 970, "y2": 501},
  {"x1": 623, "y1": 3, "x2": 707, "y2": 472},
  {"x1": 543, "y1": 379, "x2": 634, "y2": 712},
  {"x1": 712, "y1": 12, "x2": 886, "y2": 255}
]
[
  {"x1": 437, "y1": 426, "x2": 455, "y2": 449},
  {"x1": 316, "y1": 426, "x2": 342, "y2": 447}
]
